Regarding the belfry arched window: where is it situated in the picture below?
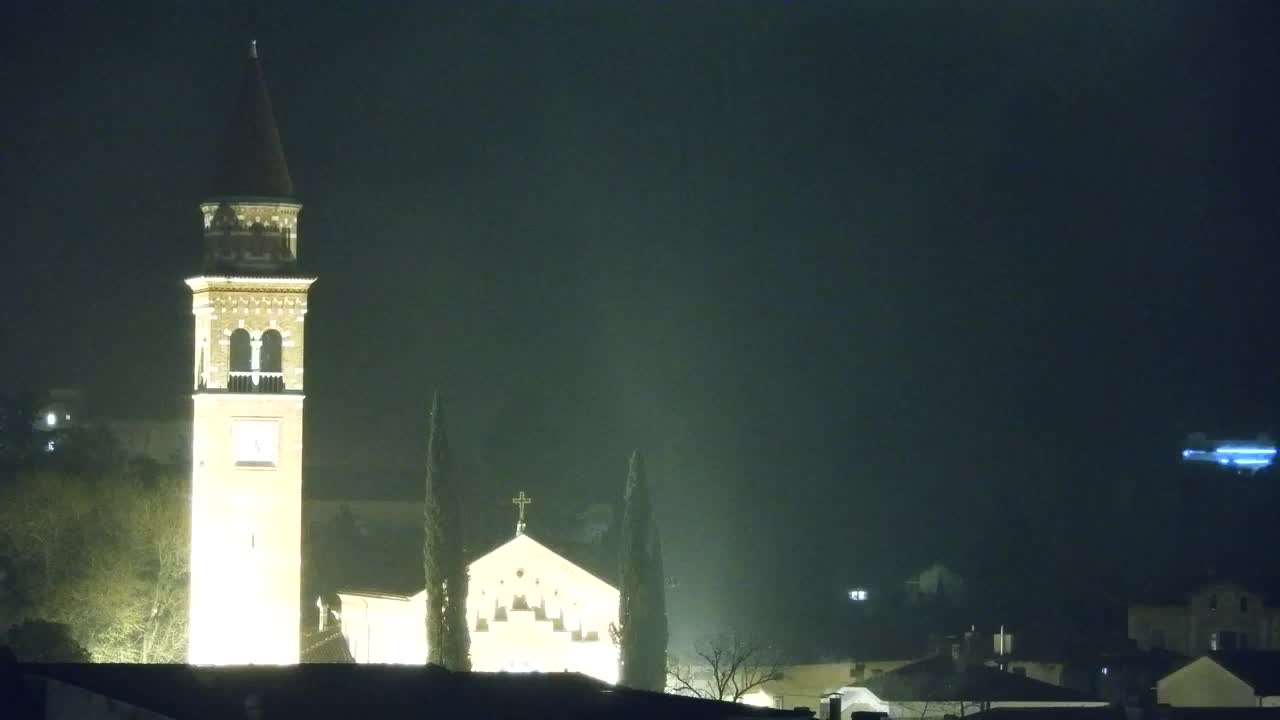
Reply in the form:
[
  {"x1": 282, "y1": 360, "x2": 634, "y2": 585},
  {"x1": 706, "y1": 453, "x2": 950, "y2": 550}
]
[
  {"x1": 260, "y1": 330, "x2": 283, "y2": 372},
  {"x1": 259, "y1": 329, "x2": 284, "y2": 392},
  {"x1": 229, "y1": 329, "x2": 251, "y2": 371},
  {"x1": 229, "y1": 329, "x2": 252, "y2": 392}
]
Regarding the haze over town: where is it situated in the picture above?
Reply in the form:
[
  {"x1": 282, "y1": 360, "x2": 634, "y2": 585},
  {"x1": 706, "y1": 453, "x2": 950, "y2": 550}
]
[{"x1": 3, "y1": 2, "x2": 1280, "y2": 717}]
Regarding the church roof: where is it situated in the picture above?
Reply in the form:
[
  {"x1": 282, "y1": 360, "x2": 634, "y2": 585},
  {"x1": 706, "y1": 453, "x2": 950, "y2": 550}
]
[
  {"x1": 471, "y1": 532, "x2": 618, "y2": 593},
  {"x1": 208, "y1": 41, "x2": 294, "y2": 199},
  {"x1": 338, "y1": 531, "x2": 617, "y2": 601}
]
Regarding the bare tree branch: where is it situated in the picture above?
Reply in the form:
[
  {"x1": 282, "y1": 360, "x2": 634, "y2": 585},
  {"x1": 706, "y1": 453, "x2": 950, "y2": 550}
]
[
  {"x1": 666, "y1": 633, "x2": 785, "y2": 703},
  {"x1": 666, "y1": 655, "x2": 712, "y2": 699}
]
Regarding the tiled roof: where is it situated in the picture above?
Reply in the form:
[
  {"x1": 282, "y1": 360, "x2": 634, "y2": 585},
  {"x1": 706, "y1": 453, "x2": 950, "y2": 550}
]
[
  {"x1": 300, "y1": 626, "x2": 354, "y2": 663},
  {"x1": 859, "y1": 654, "x2": 1100, "y2": 703}
]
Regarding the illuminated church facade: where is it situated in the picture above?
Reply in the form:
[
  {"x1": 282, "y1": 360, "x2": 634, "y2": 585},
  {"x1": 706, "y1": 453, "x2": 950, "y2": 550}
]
[
  {"x1": 187, "y1": 42, "x2": 313, "y2": 665},
  {"x1": 185, "y1": 45, "x2": 620, "y2": 676},
  {"x1": 336, "y1": 515, "x2": 621, "y2": 684}
]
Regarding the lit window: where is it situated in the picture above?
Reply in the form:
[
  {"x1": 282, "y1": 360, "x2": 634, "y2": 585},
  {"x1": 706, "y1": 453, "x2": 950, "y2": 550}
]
[
  {"x1": 45, "y1": 440, "x2": 55, "y2": 452},
  {"x1": 45, "y1": 412, "x2": 57, "y2": 427},
  {"x1": 848, "y1": 589, "x2": 868, "y2": 602}
]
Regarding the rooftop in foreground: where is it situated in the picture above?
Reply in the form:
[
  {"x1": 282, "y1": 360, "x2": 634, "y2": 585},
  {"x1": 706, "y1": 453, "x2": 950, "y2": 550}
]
[{"x1": 8, "y1": 663, "x2": 813, "y2": 720}]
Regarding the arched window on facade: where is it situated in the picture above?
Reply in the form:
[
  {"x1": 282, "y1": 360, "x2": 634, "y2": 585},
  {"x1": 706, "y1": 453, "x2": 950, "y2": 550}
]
[
  {"x1": 260, "y1": 329, "x2": 284, "y2": 392},
  {"x1": 250, "y1": 222, "x2": 266, "y2": 255},
  {"x1": 229, "y1": 329, "x2": 252, "y2": 392}
]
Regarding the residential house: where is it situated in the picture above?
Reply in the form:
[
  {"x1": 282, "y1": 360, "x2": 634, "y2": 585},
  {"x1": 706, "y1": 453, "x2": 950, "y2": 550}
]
[
  {"x1": 1157, "y1": 652, "x2": 1280, "y2": 707},
  {"x1": 850, "y1": 653, "x2": 1108, "y2": 718},
  {"x1": 740, "y1": 660, "x2": 917, "y2": 710},
  {"x1": 1129, "y1": 581, "x2": 1280, "y2": 656},
  {"x1": 904, "y1": 564, "x2": 968, "y2": 605}
]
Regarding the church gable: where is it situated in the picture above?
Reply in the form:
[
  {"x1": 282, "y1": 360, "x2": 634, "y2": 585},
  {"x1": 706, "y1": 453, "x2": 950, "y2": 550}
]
[
  {"x1": 465, "y1": 533, "x2": 620, "y2": 681},
  {"x1": 468, "y1": 533, "x2": 618, "y2": 639},
  {"x1": 472, "y1": 534, "x2": 617, "y2": 597}
]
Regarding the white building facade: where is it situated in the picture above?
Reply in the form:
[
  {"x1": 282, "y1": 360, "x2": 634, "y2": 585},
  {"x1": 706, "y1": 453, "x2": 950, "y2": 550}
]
[{"x1": 337, "y1": 533, "x2": 620, "y2": 684}]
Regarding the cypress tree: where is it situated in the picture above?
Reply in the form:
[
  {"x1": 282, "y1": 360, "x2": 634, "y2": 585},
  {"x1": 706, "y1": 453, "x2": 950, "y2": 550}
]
[
  {"x1": 618, "y1": 450, "x2": 669, "y2": 691},
  {"x1": 423, "y1": 391, "x2": 470, "y2": 670}
]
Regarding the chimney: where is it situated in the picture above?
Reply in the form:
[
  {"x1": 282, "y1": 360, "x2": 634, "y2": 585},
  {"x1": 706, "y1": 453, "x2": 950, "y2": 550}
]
[{"x1": 825, "y1": 692, "x2": 842, "y2": 720}]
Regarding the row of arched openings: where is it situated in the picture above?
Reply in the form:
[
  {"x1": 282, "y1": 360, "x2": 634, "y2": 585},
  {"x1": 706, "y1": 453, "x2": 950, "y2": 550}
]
[{"x1": 228, "y1": 329, "x2": 285, "y2": 392}]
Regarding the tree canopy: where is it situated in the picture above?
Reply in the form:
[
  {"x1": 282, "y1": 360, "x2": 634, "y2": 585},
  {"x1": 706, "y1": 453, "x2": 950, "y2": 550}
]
[
  {"x1": 423, "y1": 392, "x2": 469, "y2": 670},
  {"x1": 618, "y1": 450, "x2": 668, "y2": 691},
  {"x1": 0, "y1": 438, "x2": 188, "y2": 662}
]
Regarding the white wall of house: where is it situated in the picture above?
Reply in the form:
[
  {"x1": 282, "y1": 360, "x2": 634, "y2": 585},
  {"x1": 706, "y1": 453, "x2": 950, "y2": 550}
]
[
  {"x1": 744, "y1": 660, "x2": 917, "y2": 711},
  {"x1": 335, "y1": 592, "x2": 426, "y2": 664},
  {"x1": 1157, "y1": 656, "x2": 1258, "y2": 707},
  {"x1": 1129, "y1": 581, "x2": 1280, "y2": 655}
]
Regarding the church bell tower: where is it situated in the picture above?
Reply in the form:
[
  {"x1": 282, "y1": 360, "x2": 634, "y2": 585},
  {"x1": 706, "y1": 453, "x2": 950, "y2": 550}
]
[{"x1": 187, "y1": 41, "x2": 313, "y2": 665}]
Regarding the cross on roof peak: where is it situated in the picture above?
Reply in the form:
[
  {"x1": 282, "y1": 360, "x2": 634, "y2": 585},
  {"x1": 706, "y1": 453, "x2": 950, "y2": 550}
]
[{"x1": 512, "y1": 491, "x2": 531, "y2": 536}]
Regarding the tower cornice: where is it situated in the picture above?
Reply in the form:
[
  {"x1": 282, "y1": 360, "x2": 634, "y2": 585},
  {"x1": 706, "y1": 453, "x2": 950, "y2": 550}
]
[
  {"x1": 186, "y1": 276, "x2": 317, "y2": 293},
  {"x1": 202, "y1": 197, "x2": 302, "y2": 208}
]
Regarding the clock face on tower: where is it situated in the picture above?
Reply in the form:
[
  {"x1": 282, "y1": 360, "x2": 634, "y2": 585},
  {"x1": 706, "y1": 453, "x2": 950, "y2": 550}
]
[{"x1": 232, "y1": 419, "x2": 280, "y2": 467}]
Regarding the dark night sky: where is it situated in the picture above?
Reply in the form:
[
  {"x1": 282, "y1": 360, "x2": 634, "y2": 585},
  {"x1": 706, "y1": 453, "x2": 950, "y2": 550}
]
[{"x1": 4, "y1": 1, "x2": 1280, "y2": 654}]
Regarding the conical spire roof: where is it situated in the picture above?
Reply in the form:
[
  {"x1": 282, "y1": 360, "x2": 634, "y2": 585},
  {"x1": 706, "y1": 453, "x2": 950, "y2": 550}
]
[{"x1": 208, "y1": 41, "x2": 294, "y2": 198}]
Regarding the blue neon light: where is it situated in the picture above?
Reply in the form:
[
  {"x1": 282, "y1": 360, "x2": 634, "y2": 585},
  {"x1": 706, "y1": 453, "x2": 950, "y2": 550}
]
[
  {"x1": 1182, "y1": 437, "x2": 1276, "y2": 473},
  {"x1": 1182, "y1": 435, "x2": 1274, "y2": 474}
]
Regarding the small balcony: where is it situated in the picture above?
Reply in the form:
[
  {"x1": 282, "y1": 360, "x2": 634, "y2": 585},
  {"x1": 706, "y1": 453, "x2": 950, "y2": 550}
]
[{"x1": 228, "y1": 371, "x2": 285, "y2": 393}]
